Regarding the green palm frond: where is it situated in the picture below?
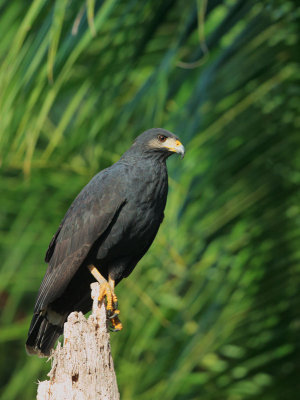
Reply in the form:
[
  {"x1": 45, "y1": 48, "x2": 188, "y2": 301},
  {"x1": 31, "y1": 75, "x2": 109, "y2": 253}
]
[{"x1": 0, "y1": 0, "x2": 299, "y2": 399}]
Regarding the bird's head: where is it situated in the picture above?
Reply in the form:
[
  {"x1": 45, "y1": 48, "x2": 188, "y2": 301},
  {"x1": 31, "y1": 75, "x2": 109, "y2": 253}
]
[{"x1": 131, "y1": 128, "x2": 185, "y2": 160}]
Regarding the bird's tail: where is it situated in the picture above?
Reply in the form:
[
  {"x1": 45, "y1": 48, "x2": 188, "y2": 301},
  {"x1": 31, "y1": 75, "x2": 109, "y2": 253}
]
[{"x1": 25, "y1": 309, "x2": 66, "y2": 357}]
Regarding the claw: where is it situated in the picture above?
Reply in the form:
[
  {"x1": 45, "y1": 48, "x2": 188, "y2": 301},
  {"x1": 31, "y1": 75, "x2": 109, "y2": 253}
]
[
  {"x1": 110, "y1": 314, "x2": 123, "y2": 331},
  {"x1": 98, "y1": 282, "x2": 114, "y2": 312},
  {"x1": 87, "y1": 266, "x2": 122, "y2": 331},
  {"x1": 97, "y1": 282, "x2": 122, "y2": 331},
  {"x1": 107, "y1": 309, "x2": 114, "y2": 318},
  {"x1": 108, "y1": 309, "x2": 120, "y2": 319}
]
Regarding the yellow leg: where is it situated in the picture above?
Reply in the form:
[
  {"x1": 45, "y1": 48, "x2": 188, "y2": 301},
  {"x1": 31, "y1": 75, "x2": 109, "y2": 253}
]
[
  {"x1": 87, "y1": 265, "x2": 123, "y2": 331},
  {"x1": 88, "y1": 265, "x2": 107, "y2": 285}
]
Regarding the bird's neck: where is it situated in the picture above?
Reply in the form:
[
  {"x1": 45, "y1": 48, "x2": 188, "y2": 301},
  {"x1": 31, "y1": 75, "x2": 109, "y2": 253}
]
[
  {"x1": 121, "y1": 157, "x2": 168, "y2": 208},
  {"x1": 119, "y1": 154, "x2": 167, "y2": 174},
  {"x1": 120, "y1": 144, "x2": 170, "y2": 163}
]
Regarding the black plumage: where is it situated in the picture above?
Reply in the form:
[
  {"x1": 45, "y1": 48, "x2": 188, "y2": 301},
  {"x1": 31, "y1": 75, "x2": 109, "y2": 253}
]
[{"x1": 26, "y1": 128, "x2": 184, "y2": 357}]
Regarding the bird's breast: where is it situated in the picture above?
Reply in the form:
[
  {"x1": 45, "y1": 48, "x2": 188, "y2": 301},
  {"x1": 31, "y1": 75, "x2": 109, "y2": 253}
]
[
  {"x1": 96, "y1": 162, "x2": 168, "y2": 261},
  {"x1": 124, "y1": 175, "x2": 167, "y2": 235}
]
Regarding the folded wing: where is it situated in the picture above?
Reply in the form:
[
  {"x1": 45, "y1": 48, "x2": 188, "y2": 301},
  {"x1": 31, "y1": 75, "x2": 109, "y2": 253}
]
[{"x1": 34, "y1": 168, "x2": 126, "y2": 313}]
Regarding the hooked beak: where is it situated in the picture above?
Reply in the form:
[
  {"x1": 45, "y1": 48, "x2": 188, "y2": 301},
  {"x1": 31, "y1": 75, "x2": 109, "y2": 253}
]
[
  {"x1": 160, "y1": 137, "x2": 185, "y2": 159},
  {"x1": 174, "y1": 139, "x2": 185, "y2": 159}
]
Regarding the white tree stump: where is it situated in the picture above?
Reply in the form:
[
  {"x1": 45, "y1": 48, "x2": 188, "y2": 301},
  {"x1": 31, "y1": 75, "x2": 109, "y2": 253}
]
[{"x1": 37, "y1": 283, "x2": 120, "y2": 400}]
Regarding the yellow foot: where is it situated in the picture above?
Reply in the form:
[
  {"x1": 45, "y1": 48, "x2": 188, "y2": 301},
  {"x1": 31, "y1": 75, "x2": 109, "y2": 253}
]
[
  {"x1": 98, "y1": 282, "x2": 123, "y2": 331},
  {"x1": 87, "y1": 266, "x2": 123, "y2": 332},
  {"x1": 98, "y1": 281, "x2": 115, "y2": 312},
  {"x1": 109, "y1": 310, "x2": 123, "y2": 332},
  {"x1": 110, "y1": 317, "x2": 123, "y2": 332},
  {"x1": 109, "y1": 309, "x2": 123, "y2": 332}
]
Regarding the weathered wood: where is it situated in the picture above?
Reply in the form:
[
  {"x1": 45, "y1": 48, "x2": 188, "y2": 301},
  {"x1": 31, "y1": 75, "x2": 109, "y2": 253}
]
[{"x1": 37, "y1": 283, "x2": 120, "y2": 400}]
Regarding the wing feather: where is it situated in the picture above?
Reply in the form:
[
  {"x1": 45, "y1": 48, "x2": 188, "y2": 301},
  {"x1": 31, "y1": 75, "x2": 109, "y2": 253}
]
[{"x1": 34, "y1": 167, "x2": 126, "y2": 312}]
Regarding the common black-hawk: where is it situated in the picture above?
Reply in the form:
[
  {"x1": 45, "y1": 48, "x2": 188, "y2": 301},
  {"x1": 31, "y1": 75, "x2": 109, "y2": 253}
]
[{"x1": 26, "y1": 128, "x2": 185, "y2": 357}]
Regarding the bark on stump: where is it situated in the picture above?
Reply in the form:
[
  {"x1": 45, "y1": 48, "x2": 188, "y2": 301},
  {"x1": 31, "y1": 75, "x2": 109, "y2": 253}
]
[{"x1": 37, "y1": 283, "x2": 120, "y2": 400}]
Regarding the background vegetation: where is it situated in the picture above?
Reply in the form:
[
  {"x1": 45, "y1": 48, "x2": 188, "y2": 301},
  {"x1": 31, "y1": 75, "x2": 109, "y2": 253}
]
[{"x1": 0, "y1": 0, "x2": 299, "y2": 399}]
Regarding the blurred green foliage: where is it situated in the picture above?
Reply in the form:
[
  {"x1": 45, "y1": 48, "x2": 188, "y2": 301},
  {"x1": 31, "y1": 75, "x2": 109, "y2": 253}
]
[{"x1": 0, "y1": 0, "x2": 299, "y2": 399}]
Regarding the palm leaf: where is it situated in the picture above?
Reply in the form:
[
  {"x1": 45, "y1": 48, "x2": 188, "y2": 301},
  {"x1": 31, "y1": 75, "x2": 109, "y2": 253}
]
[{"x1": 0, "y1": 0, "x2": 299, "y2": 399}]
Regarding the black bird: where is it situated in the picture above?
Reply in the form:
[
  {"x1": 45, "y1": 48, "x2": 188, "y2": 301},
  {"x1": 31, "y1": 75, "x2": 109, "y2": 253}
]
[{"x1": 26, "y1": 128, "x2": 185, "y2": 357}]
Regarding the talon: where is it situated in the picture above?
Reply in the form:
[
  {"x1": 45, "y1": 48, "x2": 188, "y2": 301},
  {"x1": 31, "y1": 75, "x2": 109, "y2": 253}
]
[
  {"x1": 108, "y1": 309, "x2": 120, "y2": 319},
  {"x1": 88, "y1": 266, "x2": 122, "y2": 330},
  {"x1": 110, "y1": 315, "x2": 123, "y2": 331},
  {"x1": 97, "y1": 281, "x2": 114, "y2": 314}
]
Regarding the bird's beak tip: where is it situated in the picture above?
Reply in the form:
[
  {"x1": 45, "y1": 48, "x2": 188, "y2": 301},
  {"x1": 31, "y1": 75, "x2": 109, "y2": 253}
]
[
  {"x1": 167, "y1": 140, "x2": 185, "y2": 158},
  {"x1": 176, "y1": 144, "x2": 185, "y2": 159}
]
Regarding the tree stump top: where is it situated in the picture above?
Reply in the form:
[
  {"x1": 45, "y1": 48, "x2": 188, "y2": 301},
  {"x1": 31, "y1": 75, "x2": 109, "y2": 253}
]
[{"x1": 37, "y1": 283, "x2": 120, "y2": 400}]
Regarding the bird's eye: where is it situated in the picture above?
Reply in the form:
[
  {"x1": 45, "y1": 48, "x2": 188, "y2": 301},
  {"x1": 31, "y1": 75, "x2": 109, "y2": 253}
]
[{"x1": 158, "y1": 135, "x2": 167, "y2": 143}]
